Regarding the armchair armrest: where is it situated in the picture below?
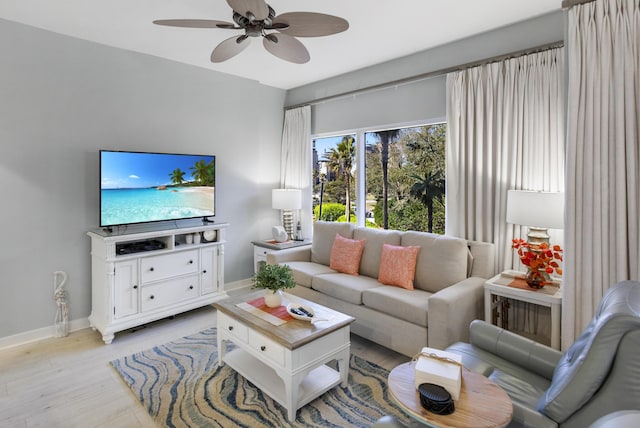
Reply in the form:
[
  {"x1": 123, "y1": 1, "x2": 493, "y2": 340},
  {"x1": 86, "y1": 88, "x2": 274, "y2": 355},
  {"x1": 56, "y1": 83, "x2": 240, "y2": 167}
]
[
  {"x1": 427, "y1": 277, "x2": 485, "y2": 349},
  {"x1": 266, "y1": 246, "x2": 312, "y2": 265},
  {"x1": 469, "y1": 320, "x2": 562, "y2": 380}
]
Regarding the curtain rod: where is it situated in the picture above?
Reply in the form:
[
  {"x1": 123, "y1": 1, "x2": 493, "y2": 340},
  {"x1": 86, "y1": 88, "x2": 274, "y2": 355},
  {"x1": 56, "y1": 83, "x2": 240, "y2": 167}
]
[
  {"x1": 285, "y1": 40, "x2": 564, "y2": 111},
  {"x1": 562, "y1": 0, "x2": 597, "y2": 9}
]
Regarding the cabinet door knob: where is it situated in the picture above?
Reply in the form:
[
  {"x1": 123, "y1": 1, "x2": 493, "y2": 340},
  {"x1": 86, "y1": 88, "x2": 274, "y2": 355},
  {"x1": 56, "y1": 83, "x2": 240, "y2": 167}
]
[
  {"x1": 149, "y1": 295, "x2": 155, "y2": 300},
  {"x1": 188, "y1": 260, "x2": 194, "y2": 264},
  {"x1": 228, "y1": 326, "x2": 233, "y2": 331},
  {"x1": 202, "y1": 270, "x2": 207, "y2": 274},
  {"x1": 133, "y1": 285, "x2": 138, "y2": 289},
  {"x1": 189, "y1": 285, "x2": 194, "y2": 290},
  {"x1": 149, "y1": 267, "x2": 154, "y2": 272},
  {"x1": 260, "y1": 345, "x2": 266, "y2": 351}
]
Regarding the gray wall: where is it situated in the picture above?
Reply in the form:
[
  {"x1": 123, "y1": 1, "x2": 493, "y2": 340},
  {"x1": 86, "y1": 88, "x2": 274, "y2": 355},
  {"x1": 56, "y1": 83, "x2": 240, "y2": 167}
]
[
  {"x1": 286, "y1": 11, "x2": 564, "y2": 135},
  {"x1": 0, "y1": 19, "x2": 285, "y2": 339},
  {"x1": 0, "y1": 10, "x2": 565, "y2": 341}
]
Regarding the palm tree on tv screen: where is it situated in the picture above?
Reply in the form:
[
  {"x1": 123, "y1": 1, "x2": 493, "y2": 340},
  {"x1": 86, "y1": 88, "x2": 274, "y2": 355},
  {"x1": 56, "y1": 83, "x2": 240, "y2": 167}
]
[
  {"x1": 190, "y1": 160, "x2": 215, "y2": 186},
  {"x1": 169, "y1": 168, "x2": 186, "y2": 185}
]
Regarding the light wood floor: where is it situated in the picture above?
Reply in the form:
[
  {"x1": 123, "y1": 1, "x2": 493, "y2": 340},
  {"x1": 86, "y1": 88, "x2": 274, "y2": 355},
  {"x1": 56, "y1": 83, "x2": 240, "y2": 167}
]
[{"x1": 0, "y1": 302, "x2": 409, "y2": 428}]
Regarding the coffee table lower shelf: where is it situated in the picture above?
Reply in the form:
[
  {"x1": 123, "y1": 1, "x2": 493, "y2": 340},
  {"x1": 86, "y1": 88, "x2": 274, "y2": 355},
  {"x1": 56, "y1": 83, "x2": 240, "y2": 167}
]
[{"x1": 222, "y1": 348, "x2": 342, "y2": 419}]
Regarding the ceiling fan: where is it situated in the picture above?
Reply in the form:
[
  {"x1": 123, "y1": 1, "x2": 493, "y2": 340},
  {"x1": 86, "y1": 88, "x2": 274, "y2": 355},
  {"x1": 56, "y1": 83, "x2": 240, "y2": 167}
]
[{"x1": 153, "y1": 0, "x2": 349, "y2": 64}]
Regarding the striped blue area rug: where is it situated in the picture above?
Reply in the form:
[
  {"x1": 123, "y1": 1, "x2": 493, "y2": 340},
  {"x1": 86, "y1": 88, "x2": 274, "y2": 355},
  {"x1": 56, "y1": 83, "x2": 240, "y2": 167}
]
[{"x1": 110, "y1": 328, "x2": 411, "y2": 427}]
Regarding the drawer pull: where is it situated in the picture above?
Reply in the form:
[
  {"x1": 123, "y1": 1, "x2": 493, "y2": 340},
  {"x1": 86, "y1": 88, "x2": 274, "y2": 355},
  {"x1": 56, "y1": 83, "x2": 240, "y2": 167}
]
[
  {"x1": 260, "y1": 345, "x2": 266, "y2": 351},
  {"x1": 149, "y1": 267, "x2": 154, "y2": 272},
  {"x1": 188, "y1": 260, "x2": 194, "y2": 264},
  {"x1": 228, "y1": 326, "x2": 234, "y2": 331},
  {"x1": 149, "y1": 295, "x2": 155, "y2": 300}
]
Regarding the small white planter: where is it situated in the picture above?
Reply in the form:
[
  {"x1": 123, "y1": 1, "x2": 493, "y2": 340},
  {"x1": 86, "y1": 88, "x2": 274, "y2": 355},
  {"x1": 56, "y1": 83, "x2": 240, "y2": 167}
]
[{"x1": 264, "y1": 289, "x2": 283, "y2": 308}]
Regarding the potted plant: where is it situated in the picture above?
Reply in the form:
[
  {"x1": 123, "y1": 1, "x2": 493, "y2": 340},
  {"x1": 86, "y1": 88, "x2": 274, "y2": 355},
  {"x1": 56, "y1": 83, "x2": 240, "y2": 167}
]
[
  {"x1": 252, "y1": 263, "x2": 296, "y2": 307},
  {"x1": 512, "y1": 239, "x2": 563, "y2": 288}
]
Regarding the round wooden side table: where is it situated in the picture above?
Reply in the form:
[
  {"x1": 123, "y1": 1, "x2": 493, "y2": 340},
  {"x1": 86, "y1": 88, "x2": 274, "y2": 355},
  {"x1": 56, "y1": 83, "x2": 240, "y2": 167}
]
[{"x1": 388, "y1": 362, "x2": 513, "y2": 428}]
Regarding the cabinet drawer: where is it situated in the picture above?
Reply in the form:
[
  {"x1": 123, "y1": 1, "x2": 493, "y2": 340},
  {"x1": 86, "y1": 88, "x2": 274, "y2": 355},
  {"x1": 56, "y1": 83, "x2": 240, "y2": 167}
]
[
  {"x1": 141, "y1": 250, "x2": 198, "y2": 283},
  {"x1": 248, "y1": 329, "x2": 285, "y2": 366},
  {"x1": 141, "y1": 275, "x2": 199, "y2": 312},
  {"x1": 218, "y1": 313, "x2": 249, "y2": 343}
]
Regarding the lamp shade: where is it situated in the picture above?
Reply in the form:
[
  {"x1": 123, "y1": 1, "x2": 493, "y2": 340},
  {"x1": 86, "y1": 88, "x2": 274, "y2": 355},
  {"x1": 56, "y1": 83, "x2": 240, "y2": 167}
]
[
  {"x1": 506, "y1": 190, "x2": 564, "y2": 229},
  {"x1": 272, "y1": 189, "x2": 302, "y2": 210}
]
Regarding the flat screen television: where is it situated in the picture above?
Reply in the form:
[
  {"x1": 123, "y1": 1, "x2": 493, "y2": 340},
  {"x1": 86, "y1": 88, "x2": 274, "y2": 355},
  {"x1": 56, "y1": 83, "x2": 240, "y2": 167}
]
[{"x1": 100, "y1": 150, "x2": 215, "y2": 228}]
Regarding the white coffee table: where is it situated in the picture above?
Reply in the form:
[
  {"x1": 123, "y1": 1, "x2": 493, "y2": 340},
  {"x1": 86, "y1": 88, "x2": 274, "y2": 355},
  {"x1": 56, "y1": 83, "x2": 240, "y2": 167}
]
[{"x1": 213, "y1": 292, "x2": 354, "y2": 421}]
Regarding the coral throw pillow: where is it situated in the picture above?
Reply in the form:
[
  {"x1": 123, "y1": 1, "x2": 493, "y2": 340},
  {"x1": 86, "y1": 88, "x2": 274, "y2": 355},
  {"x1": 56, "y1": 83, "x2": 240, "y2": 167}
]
[
  {"x1": 329, "y1": 234, "x2": 366, "y2": 275},
  {"x1": 378, "y1": 244, "x2": 421, "y2": 290}
]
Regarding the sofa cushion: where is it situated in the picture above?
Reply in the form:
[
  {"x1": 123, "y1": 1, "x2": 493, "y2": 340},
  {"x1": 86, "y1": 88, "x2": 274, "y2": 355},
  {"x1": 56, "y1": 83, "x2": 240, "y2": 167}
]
[
  {"x1": 401, "y1": 232, "x2": 469, "y2": 293},
  {"x1": 329, "y1": 234, "x2": 365, "y2": 275},
  {"x1": 353, "y1": 228, "x2": 402, "y2": 278},
  {"x1": 311, "y1": 221, "x2": 355, "y2": 265},
  {"x1": 362, "y1": 286, "x2": 431, "y2": 326},
  {"x1": 283, "y1": 261, "x2": 335, "y2": 288},
  {"x1": 378, "y1": 244, "x2": 420, "y2": 290},
  {"x1": 311, "y1": 273, "x2": 380, "y2": 305}
]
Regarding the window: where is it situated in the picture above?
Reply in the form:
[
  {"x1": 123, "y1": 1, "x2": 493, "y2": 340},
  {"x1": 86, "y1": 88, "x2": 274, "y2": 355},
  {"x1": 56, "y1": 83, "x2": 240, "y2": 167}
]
[
  {"x1": 312, "y1": 122, "x2": 445, "y2": 234},
  {"x1": 312, "y1": 134, "x2": 357, "y2": 222}
]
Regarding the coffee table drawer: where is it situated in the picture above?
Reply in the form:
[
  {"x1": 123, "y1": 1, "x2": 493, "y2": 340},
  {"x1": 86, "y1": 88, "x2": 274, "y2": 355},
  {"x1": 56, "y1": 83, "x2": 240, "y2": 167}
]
[
  {"x1": 218, "y1": 312, "x2": 249, "y2": 342},
  {"x1": 249, "y1": 329, "x2": 285, "y2": 366}
]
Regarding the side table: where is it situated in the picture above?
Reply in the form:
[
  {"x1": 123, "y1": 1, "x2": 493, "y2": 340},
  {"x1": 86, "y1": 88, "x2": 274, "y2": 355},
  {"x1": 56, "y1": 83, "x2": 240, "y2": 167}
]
[
  {"x1": 388, "y1": 362, "x2": 512, "y2": 428},
  {"x1": 484, "y1": 270, "x2": 562, "y2": 350},
  {"x1": 252, "y1": 239, "x2": 311, "y2": 273}
]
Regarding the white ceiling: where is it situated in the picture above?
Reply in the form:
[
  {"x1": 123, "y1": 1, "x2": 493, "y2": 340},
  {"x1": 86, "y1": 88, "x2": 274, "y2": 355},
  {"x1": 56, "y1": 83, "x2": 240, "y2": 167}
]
[{"x1": 0, "y1": 0, "x2": 561, "y2": 90}]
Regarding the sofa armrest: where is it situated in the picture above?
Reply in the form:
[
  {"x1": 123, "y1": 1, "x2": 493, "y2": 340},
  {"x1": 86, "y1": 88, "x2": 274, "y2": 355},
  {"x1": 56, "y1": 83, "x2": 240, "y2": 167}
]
[
  {"x1": 469, "y1": 319, "x2": 562, "y2": 380},
  {"x1": 266, "y1": 246, "x2": 312, "y2": 264},
  {"x1": 427, "y1": 277, "x2": 485, "y2": 349}
]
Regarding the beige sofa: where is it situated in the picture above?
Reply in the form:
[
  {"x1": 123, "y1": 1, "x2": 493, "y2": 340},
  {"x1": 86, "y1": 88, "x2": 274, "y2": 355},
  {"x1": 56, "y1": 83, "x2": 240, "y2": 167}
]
[{"x1": 267, "y1": 221, "x2": 496, "y2": 357}]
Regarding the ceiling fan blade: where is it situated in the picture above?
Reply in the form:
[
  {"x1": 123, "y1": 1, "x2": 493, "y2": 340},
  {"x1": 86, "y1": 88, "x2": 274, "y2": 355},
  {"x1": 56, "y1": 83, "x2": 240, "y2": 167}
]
[
  {"x1": 226, "y1": 0, "x2": 269, "y2": 21},
  {"x1": 211, "y1": 35, "x2": 250, "y2": 63},
  {"x1": 273, "y1": 12, "x2": 349, "y2": 37},
  {"x1": 153, "y1": 19, "x2": 235, "y2": 29},
  {"x1": 263, "y1": 33, "x2": 310, "y2": 64}
]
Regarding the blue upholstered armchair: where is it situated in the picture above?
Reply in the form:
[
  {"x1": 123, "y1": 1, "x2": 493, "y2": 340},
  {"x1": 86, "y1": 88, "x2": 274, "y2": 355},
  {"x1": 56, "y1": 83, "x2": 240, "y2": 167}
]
[{"x1": 446, "y1": 280, "x2": 640, "y2": 428}]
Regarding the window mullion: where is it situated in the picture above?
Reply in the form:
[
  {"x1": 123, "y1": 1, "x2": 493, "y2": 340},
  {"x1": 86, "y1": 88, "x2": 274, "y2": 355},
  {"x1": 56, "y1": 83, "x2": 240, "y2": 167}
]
[{"x1": 355, "y1": 129, "x2": 366, "y2": 227}]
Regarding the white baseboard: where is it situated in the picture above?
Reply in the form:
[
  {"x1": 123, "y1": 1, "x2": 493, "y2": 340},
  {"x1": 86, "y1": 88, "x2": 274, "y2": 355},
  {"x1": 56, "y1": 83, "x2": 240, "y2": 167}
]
[
  {"x1": 0, "y1": 279, "x2": 253, "y2": 350},
  {"x1": 0, "y1": 318, "x2": 89, "y2": 350}
]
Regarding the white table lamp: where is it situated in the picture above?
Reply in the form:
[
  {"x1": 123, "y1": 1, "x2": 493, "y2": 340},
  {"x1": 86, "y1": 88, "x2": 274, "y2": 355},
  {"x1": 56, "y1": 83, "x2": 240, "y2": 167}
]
[
  {"x1": 272, "y1": 189, "x2": 302, "y2": 240},
  {"x1": 506, "y1": 190, "x2": 564, "y2": 243}
]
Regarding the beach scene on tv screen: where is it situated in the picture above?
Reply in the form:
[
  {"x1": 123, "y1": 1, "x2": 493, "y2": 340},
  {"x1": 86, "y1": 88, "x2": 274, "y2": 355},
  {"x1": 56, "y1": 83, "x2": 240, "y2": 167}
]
[{"x1": 101, "y1": 151, "x2": 215, "y2": 226}]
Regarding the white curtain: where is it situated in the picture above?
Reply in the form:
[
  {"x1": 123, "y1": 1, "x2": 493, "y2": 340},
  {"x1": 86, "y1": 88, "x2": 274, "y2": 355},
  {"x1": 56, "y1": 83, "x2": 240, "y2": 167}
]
[
  {"x1": 447, "y1": 48, "x2": 565, "y2": 268},
  {"x1": 564, "y1": 0, "x2": 640, "y2": 349},
  {"x1": 446, "y1": 48, "x2": 565, "y2": 340},
  {"x1": 280, "y1": 105, "x2": 312, "y2": 238}
]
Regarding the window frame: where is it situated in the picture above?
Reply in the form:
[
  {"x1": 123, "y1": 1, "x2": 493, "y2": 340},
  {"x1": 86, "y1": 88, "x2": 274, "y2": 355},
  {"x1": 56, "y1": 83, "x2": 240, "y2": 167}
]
[{"x1": 312, "y1": 117, "x2": 446, "y2": 229}]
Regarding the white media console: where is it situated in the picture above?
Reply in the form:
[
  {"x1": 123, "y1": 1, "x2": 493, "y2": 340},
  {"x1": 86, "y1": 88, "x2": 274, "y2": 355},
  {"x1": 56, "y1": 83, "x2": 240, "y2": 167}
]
[{"x1": 87, "y1": 222, "x2": 229, "y2": 344}]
